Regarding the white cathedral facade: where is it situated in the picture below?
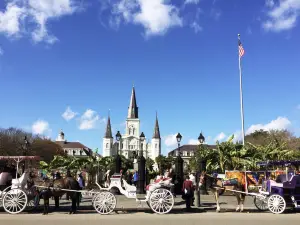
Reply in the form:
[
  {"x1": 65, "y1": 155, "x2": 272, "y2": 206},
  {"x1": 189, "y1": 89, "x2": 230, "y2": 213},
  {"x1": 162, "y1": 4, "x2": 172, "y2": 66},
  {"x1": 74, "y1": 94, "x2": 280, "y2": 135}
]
[{"x1": 102, "y1": 87, "x2": 161, "y2": 163}]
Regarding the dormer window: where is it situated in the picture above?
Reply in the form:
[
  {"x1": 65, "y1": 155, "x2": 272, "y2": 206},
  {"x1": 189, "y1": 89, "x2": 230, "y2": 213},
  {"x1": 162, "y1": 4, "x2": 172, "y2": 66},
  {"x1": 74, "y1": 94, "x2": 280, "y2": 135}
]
[{"x1": 80, "y1": 150, "x2": 83, "y2": 156}]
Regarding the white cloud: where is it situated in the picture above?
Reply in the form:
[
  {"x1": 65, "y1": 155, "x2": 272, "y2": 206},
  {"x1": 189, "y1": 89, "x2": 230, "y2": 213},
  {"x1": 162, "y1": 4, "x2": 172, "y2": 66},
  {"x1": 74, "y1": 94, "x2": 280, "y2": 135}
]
[
  {"x1": 0, "y1": 2, "x2": 25, "y2": 37},
  {"x1": 109, "y1": 0, "x2": 183, "y2": 37},
  {"x1": 188, "y1": 139, "x2": 199, "y2": 145},
  {"x1": 262, "y1": 0, "x2": 300, "y2": 32},
  {"x1": 78, "y1": 109, "x2": 105, "y2": 130},
  {"x1": 164, "y1": 133, "x2": 178, "y2": 147},
  {"x1": 231, "y1": 117, "x2": 292, "y2": 142},
  {"x1": 190, "y1": 21, "x2": 202, "y2": 33},
  {"x1": 62, "y1": 106, "x2": 77, "y2": 121},
  {"x1": 184, "y1": 0, "x2": 200, "y2": 5},
  {"x1": 32, "y1": 119, "x2": 51, "y2": 135},
  {"x1": 214, "y1": 132, "x2": 227, "y2": 142},
  {"x1": 266, "y1": 0, "x2": 275, "y2": 7},
  {"x1": 246, "y1": 116, "x2": 291, "y2": 134},
  {"x1": 0, "y1": 0, "x2": 80, "y2": 44},
  {"x1": 28, "y1": 0, "x2": 78, "y2": 44}
]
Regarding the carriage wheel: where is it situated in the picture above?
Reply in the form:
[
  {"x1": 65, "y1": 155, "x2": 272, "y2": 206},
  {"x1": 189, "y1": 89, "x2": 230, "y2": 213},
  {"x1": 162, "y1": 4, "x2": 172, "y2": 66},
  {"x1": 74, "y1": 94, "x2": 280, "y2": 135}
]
[
  {"x1": 2, "y1": 189, "x2": 28, "y2": 214},
  {"x1": 254, "y1": 196, "x2": 268, "y2": 211},
  {"x1": 149, "y1": 188, "x2": 174, "y2": 214},
  {"x1": 93, "y1": 191, "x2": 117, "y2": 215},
  {"x1": 268, "y1": 194, "x2": 286, "y2": 214}
]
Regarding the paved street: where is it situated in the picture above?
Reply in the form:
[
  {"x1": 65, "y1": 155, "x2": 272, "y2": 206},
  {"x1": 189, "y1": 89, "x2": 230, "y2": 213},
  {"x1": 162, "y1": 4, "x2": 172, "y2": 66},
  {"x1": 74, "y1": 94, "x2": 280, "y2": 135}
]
[
  {"x1": 1, "y1": 212, "x2": 300, "y2": 225},
  {"x1": 1, "y1": 195, "x2": 300, "y2": 224}
]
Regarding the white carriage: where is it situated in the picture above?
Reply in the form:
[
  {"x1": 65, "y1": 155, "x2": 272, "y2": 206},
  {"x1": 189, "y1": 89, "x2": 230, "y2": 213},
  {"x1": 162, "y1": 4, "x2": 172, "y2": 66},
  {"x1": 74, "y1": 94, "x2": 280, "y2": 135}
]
[
  {"x1": 0, "y1": 156, "x2": 40, "y2": 214},
  {"x1": 92, "y1": 173, "x2": 175, "y2": 215}
]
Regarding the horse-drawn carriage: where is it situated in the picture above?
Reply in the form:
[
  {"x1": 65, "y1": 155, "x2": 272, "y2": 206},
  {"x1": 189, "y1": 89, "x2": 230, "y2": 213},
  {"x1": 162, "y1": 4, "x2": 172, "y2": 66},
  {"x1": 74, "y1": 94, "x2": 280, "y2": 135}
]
[
  {"x1": 0, "y1": 156, "x2": 40, "y2": 214},
  {"x1": 223, "y1": 160, "x2": 300, "y2": 214},
  {"x1": 92, "y1": 173, "x2": 175, "y2": 214}
]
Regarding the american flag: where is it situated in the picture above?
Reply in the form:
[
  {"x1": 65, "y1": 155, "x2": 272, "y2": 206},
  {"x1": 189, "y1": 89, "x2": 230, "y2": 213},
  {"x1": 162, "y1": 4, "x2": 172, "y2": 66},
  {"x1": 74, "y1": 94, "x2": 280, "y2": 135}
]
[{"x1": 238, "y1": 39, "x2": 245, "y2": 58}]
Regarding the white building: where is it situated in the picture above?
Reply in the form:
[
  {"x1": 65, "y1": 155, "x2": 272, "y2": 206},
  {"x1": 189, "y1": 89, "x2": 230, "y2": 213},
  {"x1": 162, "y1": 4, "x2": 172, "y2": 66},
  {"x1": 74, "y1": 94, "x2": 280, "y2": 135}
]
[
  {"x1": 102, "y1": 86, "x2": 161, "y2": 163},
  {"x1": 55, "y1": 130, "x2": 93, "y2": 158}
]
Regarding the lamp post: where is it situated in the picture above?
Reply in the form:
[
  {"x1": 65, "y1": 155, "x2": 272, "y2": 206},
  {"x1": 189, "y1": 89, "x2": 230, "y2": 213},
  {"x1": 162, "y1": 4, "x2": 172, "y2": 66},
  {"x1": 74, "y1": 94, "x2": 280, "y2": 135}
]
[
  {"x1": 115, "y1": 131, "x2": 122, "y2": 174},
  {"x1": 175, "y1": 133, "x2": 184, "y2": 195},
  {"x1": 137, "y1": 132, "x2": 146, "y2": 194},
  {"x1": 195, "y1": 132, "x2": 205, "y2": 207},
  {"x1": 22, "y1": 136, "x2": 29, "y2": 173}
]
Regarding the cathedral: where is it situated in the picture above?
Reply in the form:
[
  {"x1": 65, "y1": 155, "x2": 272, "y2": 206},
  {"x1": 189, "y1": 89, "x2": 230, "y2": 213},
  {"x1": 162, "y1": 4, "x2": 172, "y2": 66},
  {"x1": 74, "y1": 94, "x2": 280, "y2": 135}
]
[{"x1": 102, "y1": 86, "x2": 161, "y2": 163}]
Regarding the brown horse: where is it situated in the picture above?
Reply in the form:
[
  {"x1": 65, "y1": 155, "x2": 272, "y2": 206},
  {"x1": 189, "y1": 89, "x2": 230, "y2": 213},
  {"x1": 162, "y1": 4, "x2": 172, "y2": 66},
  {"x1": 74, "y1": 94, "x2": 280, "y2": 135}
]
[
  {"x1": 34, "y1": 176, "x2": 80, "y2": 214},
  {"x1": 199, "y1": 172, "x2": 246, "y2": 212}
]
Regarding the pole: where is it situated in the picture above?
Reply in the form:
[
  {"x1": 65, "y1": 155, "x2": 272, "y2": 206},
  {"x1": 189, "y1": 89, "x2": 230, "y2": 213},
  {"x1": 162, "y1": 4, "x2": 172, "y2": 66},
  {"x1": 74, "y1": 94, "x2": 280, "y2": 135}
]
[{"x1": 238, "y1": 34, "x2": 245, "y2": 146}]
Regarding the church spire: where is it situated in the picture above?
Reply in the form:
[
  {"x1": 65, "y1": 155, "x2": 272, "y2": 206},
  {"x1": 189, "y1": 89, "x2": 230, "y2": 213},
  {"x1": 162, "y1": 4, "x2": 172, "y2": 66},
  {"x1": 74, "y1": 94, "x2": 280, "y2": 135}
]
[
  {"x1": 104, "y1": 113, "x2": 113, "y2": 138},
  {"x1": 153, "y1": 112, "x2": 160, "y2": 139},
  {"x1": 127, "y1": 86, "x2": 139, "y2": 119}
]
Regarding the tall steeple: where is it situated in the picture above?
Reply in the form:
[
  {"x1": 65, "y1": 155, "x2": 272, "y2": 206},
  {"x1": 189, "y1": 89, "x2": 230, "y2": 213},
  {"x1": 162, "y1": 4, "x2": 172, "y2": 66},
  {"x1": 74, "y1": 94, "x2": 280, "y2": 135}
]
[
  {"x1": 153, "y1": 112, "x2": 160, "y2": 139},
  {"x1": 127, "y1": 86, "x2": 139, "y2": 119},
  {"x1": 104, "y1": 112, "x2": 113, "y2": 138}
]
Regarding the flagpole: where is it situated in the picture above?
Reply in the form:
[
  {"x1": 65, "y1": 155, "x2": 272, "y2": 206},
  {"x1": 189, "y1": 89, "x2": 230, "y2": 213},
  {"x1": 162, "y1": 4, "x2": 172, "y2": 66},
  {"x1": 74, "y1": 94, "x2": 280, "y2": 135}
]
[{"x1": 238, "y1": 34, "x2": 245, "y2": 146}]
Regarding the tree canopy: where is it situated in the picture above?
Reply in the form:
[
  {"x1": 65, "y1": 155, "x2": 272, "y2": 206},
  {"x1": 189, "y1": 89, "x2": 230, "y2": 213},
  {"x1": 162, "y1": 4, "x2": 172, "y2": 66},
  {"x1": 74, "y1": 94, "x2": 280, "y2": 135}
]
[
  {"x1": 0, "y1": 127, "x2": 65, "y2": 163},
  {"x1": 189, "y1": 130, "x2": 300, "y2": 173}
]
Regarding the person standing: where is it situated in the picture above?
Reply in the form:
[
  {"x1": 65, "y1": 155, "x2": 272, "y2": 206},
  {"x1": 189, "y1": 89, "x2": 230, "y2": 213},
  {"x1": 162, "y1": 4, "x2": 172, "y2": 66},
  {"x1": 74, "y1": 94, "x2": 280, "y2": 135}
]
[
  {"x1": 182, "y1": 175, "x2": 194, "y2": 211},
  {"x1": 133, "y1": 171, "x2": 138, "y2": 186},
  {"x1": 189, "y1": 172, "x2": 196, "y2": 206},
  {"x1": 77, "y1": 173, "x2": 84, "y2": 207}
]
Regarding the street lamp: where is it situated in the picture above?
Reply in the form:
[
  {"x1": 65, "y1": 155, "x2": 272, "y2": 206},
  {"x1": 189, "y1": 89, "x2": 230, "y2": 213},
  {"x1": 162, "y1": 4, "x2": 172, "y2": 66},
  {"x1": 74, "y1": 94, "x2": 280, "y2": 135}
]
[
  {"x1": 198, "y1": 132, "x2": 205, "y2": 144},
  {"x1": 137, "y1": 132, "x2": 146, "y2": 194},
  {"x1": 174, "y1": 133, "x2": 183, "y2": 195},
  {"x1": 115, "y1": 131, "x2": 122, "y2": 174},
  {"x1": 22, "y1": 136, "x2": 29, "y2": 173}
]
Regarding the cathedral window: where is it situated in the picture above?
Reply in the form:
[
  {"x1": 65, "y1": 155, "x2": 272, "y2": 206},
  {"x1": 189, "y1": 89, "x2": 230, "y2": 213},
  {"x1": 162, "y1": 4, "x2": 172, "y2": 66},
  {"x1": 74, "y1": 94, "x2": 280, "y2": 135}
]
[
  {"x1": 122, "y1": 143, "x2": 124, "y2": 149},
  {"x1": 141, "y1": 143, "x2": 143, "y2": 150},
  {"x1": 155, "y1": 144, "x2": 158, "y2": 148},
  {"x1": 133, "y1": 128, "x2": 135, "y2": 135},
  {"x1": 106, "y1": 143, "x2": 108, "y2": 148},
  {"x1": 129, "y1": 128, "x2": 132, "y2": 135}
]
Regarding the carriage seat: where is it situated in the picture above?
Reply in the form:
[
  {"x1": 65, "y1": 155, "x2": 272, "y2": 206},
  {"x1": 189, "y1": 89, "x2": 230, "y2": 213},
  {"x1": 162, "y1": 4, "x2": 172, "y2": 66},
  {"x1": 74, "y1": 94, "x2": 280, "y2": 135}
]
[
  {"x1": 0, "y1": 172, "x2": 12, "y2": 186},
  {"x1": 146, "y1": 178, "x2": 172, "y2": 191},
  {"x1": 122, "y1": 179, "x2": 136, "y2": 192},
  {"x1": 283, "y1": 175, "x2": 300, "y2": 189},
  {"x1": 11, "y1": 172, "x2": 29, "y2": 189}
]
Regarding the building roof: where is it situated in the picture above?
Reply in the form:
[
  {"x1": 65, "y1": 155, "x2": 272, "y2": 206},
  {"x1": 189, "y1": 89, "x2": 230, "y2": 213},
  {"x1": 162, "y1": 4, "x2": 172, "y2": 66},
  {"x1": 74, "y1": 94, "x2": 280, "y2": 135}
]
[
  {"x1": 104, "y1": 115, "x2": 113, "y2": 138},
  {"x1": 55, "y1": 141, "x2": 90, "y2": 150},
  {"x1": 168, "y1": 144, "x2": 217, "y2": 156},
  {"x1": 152, "y1": 112, "x2": 160, "y2": 139},
  {"x1": 127, "y1": 86, "x2": 139, "y2": 119}
]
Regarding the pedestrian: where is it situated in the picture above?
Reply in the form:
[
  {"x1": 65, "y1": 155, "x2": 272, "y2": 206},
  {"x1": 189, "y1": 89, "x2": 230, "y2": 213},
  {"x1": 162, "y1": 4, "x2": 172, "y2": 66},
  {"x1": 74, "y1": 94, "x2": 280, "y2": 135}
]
[
  {"x1": 182, "y1": 175, "x2": 194, "y2": 211},
  {"x1": 77, "y1": 173, "x2": 84, "y2": 207},
  {"x1": 126, "y1": 171, "x2": 132, "y2": 185},
  {"x1": 133, "y1": 171, "x2": 138, "y2": 186},
  {"x1": 189, "y1": 172, "x2": 196, "y2": 206}
]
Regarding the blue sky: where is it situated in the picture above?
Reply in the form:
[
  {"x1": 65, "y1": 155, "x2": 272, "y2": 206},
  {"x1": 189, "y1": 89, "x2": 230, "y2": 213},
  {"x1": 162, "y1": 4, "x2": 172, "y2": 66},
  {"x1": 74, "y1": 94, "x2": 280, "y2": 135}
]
[{"x1": 0, "y1": 0, "x2": 300, "y2": 155}]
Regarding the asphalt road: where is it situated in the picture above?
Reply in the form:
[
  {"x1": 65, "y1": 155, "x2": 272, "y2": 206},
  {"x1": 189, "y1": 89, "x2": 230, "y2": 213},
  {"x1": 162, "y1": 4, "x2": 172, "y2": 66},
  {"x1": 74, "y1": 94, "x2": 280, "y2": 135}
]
[{"x1": 1, "y1": 212, "x2": 300, "y2": 225}]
